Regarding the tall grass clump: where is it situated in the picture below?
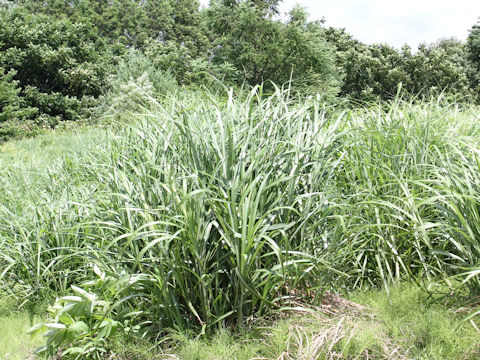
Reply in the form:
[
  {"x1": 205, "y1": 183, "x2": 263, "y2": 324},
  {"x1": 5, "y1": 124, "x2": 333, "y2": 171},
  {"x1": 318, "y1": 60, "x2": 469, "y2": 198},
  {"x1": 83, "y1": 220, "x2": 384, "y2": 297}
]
[
  {"x1": 78, "y1": 86, "x2": 344, "y2": 333},
  {"x1": 0, "y1": 130, "x2": 113, "y2": 313},
  {"x1": 327, "y1": 99, "x2": 480, "y2": 294},
  {"x1": 1, "y1": 86, "x2": 345, "y2": 335},
  {"x1": 2, "y1": 85, "x2": 480, "y2": 351}
]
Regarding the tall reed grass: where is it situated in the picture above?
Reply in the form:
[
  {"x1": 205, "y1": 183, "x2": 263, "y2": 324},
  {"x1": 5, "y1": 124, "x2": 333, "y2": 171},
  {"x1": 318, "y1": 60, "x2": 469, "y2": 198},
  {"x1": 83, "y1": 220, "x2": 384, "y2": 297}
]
[{"x1": 1, "y1": 86, "x2": 480, "y2": 335}]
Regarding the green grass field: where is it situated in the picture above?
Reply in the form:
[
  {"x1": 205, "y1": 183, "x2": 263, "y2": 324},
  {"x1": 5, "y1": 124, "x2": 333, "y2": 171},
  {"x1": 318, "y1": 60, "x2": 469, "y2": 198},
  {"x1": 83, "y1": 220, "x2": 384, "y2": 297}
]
[
  {"x1": 1, "y1": 88, "x2": 480, "y2": 358},
  {"x1": 0, "y1": 298, "x2": 43, "y2": 360}
]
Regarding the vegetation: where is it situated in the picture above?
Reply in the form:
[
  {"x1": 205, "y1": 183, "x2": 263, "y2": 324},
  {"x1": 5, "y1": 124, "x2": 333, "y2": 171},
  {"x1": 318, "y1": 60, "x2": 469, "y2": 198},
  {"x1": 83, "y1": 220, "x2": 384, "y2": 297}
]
[
  {"x1": 1, "y1": 0, "x2": 480, "y2": 138},
  {"x1": 1, "y1": 0, "x2": 480, "y2": 358},
  {"x1": 467, "y1": 17, "x2": 480, "y2": 91},
  {"x1": 0, "y1": 68, "x2": 37, "y2": 141},
  {"x1": 206, "y1": 3, "x2": 340, "y2": 95},
  {"x1": 2, "y1": 276, "x2": 479, "y2": 358},
  {"x1": 1, "y1": 85, "x2": 480, "y2": 357},
  {"x1": 0, "y1": 5, "x2": 116, "y2": 127},
  {"x1": 0, "y1": 298, "x2": 43, "y2": 360}
]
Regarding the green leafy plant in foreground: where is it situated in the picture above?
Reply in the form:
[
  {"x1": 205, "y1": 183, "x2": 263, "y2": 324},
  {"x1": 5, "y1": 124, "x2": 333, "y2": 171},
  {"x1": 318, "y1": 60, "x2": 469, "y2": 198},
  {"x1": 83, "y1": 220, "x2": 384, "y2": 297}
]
[{"x1": 28, "y1": 265, "x2": 141, "y2": 359}]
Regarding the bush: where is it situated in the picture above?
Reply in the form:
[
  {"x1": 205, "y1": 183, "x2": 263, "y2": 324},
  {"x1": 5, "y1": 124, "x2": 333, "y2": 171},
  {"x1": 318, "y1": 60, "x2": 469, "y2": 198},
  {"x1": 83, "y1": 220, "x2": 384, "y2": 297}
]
[
  {"x1": 99, "y1": 49, "x2": 178, "y2": 119},
  {"x1": 29, "y1": 266, "x2": 137, "y2": 359},
  {"x1": 0, "y1": 6, "x2": 116, "y2": 125},
  {"x1": 0, "y1": 68, "x2": 37, "y2": 141},
  {"x1": 113, "y1": 49, "x2": 178, "y2": 97}
]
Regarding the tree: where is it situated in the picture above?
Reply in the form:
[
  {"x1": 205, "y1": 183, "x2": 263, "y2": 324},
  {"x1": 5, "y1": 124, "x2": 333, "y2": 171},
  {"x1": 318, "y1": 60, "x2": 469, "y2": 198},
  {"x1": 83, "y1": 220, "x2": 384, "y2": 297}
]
[
  {"x1": 276, "y1": 6, "x2": 340, "y2": 96},
  {"x1": 0, "y1": 68, "x2": 36, "y2": 124},
  {"x1": 403, "y1": 39, "x2": 472, "y2": 98},
  {"x1": 221, "y1": 0, "x2": 281, "y2": 13},
  {"x1": 207, "y1": 0, "x2": 282, "y2": 85},
  {"x1": 207, "y1": 2, "x2": 340, "y2": 96},
  {"x1": 163, "y1": 0, "x2": 209, "y2": 55},
  {"x1": 0, "y1": 6, "x2": 115, "y2": 122},
  {"x1": 327, "y1": 25, "x2": 473, "y2": 102},
  {"x1": 16, "y1": 0, "x2": 150, "y2": 47},
  {"x1": 16, "y1": 0, "x2": 209, "y2": 51},
  {"x1": 333, "y1": 41, "x2": 408, "y2": 102},
  {"x1": 0, "y1": 67, "x2": 37, "y2": 141},
  {"x1": 467, "y1": 18, "x2": 480, "y2": 91}
]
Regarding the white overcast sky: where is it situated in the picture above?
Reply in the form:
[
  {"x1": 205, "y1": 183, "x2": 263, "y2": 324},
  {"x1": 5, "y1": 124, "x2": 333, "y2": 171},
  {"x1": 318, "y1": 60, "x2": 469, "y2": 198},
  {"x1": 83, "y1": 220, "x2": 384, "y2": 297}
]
[{"x1": 200, "y1": 0, "x2": 480, "y2": 49}]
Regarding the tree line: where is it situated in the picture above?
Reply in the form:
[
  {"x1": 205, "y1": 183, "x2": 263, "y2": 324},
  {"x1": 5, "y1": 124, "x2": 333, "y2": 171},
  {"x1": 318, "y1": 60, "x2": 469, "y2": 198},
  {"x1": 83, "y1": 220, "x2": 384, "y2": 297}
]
[{"x1": 1, "y1": 0, "x2": 480, "y2": 139}]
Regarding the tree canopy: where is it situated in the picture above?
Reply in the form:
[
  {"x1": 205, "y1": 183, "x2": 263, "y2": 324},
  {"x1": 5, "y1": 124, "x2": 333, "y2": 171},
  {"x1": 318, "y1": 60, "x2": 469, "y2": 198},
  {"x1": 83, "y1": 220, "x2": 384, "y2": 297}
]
[{"x1": 1, "y1": 0, "x2": 480, "y2": 138}]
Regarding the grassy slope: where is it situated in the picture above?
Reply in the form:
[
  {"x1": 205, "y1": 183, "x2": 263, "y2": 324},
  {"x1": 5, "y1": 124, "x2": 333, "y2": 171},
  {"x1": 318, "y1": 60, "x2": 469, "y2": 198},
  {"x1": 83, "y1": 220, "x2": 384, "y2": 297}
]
[{"x1": 0, "y1": 127, "x2": 107, "y2": 166}]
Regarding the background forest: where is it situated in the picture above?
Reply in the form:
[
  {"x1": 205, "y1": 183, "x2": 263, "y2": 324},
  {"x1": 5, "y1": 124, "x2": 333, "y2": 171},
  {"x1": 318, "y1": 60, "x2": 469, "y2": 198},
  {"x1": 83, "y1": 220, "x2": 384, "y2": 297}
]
[{"x1": 1, "y1": 0, "x2": 480, "y2": 139}]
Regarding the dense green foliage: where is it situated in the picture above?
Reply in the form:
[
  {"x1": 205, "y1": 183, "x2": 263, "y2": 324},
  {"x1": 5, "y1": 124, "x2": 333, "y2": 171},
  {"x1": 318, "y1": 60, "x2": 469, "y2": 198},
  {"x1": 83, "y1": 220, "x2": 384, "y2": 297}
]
[
  {"x1": 15, "y1": 0, "x2": 208, "y2": 50},
  {"x1": 1, "y1": 0, "x2": 480, "y2": 137},
  {"x1": 326, "y1": 29, "x2": 475, "y2": 102},
  {"x1": 207, "y1": 2, "x2": 340, "y2": 95},
  {"x1": 0, "y1": 68, "x2": 37, "y2": 140},
  {"x1": 0, "y1": 69, "x2": 35, "y2": 123},
  {"x1": 2, "y1": 0, "x2": 480, "y2": 357},
  {"x1": 0, "y1": 5, "x2": 115, "y2": 126},
  {"x1": 467, "y1": 17, "x2": 480, "y2": 90},
  {"x1": 2, "y1": 87, "x2": 480, "y2": 357}
]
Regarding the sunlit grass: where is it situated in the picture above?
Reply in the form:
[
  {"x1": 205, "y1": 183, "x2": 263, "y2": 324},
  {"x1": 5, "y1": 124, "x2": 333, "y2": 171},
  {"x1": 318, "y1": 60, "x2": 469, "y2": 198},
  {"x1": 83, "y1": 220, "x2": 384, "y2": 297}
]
[
  {"x1": 351, "y1": 284, "x2": 480, "y2": 359},
  {"x1": 0, "y1": 299, "x2": 43, "y2": 360}
]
